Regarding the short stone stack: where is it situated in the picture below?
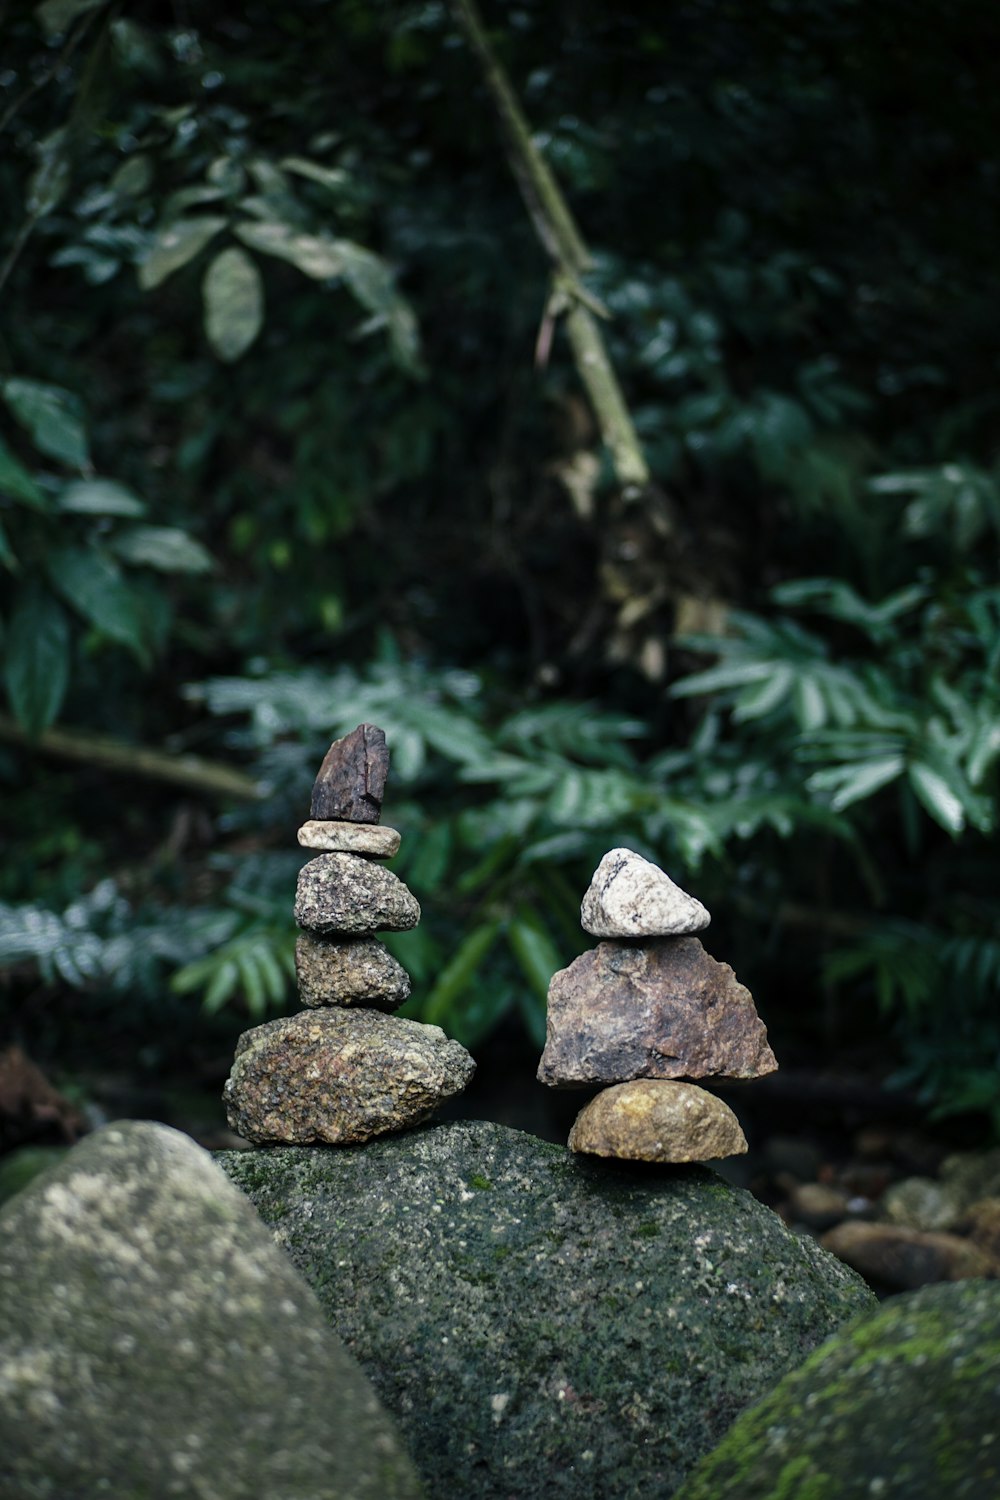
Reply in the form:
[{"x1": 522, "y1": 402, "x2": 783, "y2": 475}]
[
  {"x1": 537, "y1": 847, "x2": 776, "y2": 1164},
  {"x1": 224, "y1": 724, "x2": 475, "y2": 1145}
]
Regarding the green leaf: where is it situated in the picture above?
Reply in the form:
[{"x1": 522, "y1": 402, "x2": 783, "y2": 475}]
[
  {"x1": 0, "y1": 437, "x2": 47, "y2": 508},
  {"x1": 47, "y1": 545, "x2": 148, "y2": 661},
  {"x1": 0, "y1": 518, "x2": 15, "y2": 570},
  {"x1": 109, "y1": 154, "x2": 153, "y2": 199},
  {"x1": 422, "y1": 921, "x2": 502, "y2": 1027},
  {"x1": 57, "y1": 479, "x2": 146, "y2": 517},
  {"x1": 203, "y1": 247, "x2": 264, "y2": 362},
  {"x1": 2, "y1": 379, "x2": 89, "y2": 469},
  {"x1": 732, "y1": 665, "x2": 794, "y2": 721},
  {"x1": 908, "y1": 761, "x2": 965, "y2": 835},
  {"x1": 138, "y1": 216, "x2": 228, "y2": 291},
  {"x1": 27, "y1": 131, "x2": 71, "y2": 218},
  {"x1": 279, "y1": 156, "x2": 349, "y2": 192},
  {"x1": 508, "y1": 911, "x2": 561, "y2": 1003},
  {"x1": 109, "y1": 525, "x2": 213, "y2": 573},
  {"x1": 3, "y1": 584, "x2": 70, "y2": 734},
  {"x1": 232, "y1": 220, "x2": 348, "y2": 279},
  {"x1": 36, "y1": 0, "x2": 106, "y2": 36},
  {"x1": 807, "y1": 754, "x2": 904, "y2": 810}
]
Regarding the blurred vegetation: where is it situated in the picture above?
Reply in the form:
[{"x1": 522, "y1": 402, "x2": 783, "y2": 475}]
[{"x1": 1, "y1": 0, "x2": 998, "y2": 1134}]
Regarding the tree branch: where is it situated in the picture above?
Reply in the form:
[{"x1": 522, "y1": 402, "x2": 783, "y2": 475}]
[{"x1": 0, "y1": 715, "x2": 266, "y2": 801}]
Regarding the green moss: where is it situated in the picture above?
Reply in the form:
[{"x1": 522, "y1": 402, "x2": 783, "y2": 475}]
[
  {"x1": 468, "y1": 1173, "x2": 492, "y2": 1190},
  {"x1": 635, "y1": 1220, "x2": 660, "y2": 1238}
]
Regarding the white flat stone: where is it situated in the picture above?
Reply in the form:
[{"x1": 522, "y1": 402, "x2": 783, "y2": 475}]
[
  {"x1": 297, "y1": 820, "x2": 401, "y2": 858},
  {"x1": 580, "y1": 848, "x2": 710, "y2": 937}
]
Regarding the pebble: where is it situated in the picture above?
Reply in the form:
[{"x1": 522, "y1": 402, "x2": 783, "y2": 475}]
[
  {"x1": 297, "y1": 821, "x2": 401, "y2": 857},
  {"x1": 568, "y1": 1079, "x2": 747, "y2": 1163},
  {"x1": 580, "y1": 849, "x2": 711, "y2": 938},
  {"x1": 820, "y1": 1219, "x2": 997, "y2": 1291},
  {"x1": 294, "y1": 853, "x2": 420, "y2": 936},
  {"x1": 295, "y1": 933, "x2": 411, "y2": 1011}
]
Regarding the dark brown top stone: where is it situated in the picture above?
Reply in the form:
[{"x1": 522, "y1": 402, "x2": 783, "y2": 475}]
[
  {"x1": 310, "y1": 724, "x2": 389, "y2": 823},
  {"x1": 537, "y1": 936, "x2": 778, "y2": 1087}
]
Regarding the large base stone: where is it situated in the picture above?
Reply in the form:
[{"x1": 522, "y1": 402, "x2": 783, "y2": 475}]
[
  {"x1": 218, "y1": 1120, "x2": 875, "y2": 1500},
  {"x1": 224, "y1": 1008, "x2": 475, "y2": 1144}
]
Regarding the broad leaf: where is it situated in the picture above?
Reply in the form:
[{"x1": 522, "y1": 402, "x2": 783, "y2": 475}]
[
  {"x1": 203, "y1": 247, "x2": 264, "y2": 362},
  {"x1": 110, "y1": 525, "x2": 213, "y2": 573},
  {"x1": 279, "y1": 157, "x2": 349, "y2": 192},
  {"x1": 0, "y1": 437, "x2": 47, "y2": 508},
  {"x1": 47, "y1": 545, "x2": 148, "y2": 660},
  {"x1": 27, "y1": 131, "x2": 71, "y2": 218},
  {"x1": 2, "y1": 379, "x2": 89, "y2": 469},
  {"x1": 58, "y1": 478, "x2": 146, "y2": 517},
  {"x1": 422, "y1": 922, "x2": 502, "y2": 1027},
  {"x1": 3, "y1": 584, "x2": 70, "y2": 734},
  {"x1": 908, "y1": 761, "x2": 966, "y2": 835},
  {"x1": 0, "y1": 518, "x2": 15, "y2": 570},
  {"x1": 233, "y1": 220, "x2": 347, "y2": 279},
  {"x1": 138, "y1": 216, "x2": 228, "y2": 291}
]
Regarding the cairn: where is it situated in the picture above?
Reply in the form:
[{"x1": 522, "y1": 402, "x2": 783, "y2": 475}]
[
  {"x1": 224, "y1": 724, "x2": 475, "y2": 1145},
  {"x1": 537, "y1": 847, "x2": 776, "y2": 1164}
]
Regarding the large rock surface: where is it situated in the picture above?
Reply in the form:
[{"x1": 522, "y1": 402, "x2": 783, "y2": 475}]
[
  {"x1": 675, "y1": 1279, "x2": 1000, "y2": 1500},
  {"x1": 0, "y1": 1120, "x2": 422, "y2": 1500},
  {"x1": 218, "y1": 1120, "x2": 874, "y2": 1500},
  {"x1": 224, "y1": 1009, "x2": 475, "y2": 1144},
  {"x1": 538, "y1": 937, "x2": 777, "y2": 1087}
]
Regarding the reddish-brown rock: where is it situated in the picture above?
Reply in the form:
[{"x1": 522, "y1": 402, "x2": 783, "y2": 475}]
[
  {"x1": 310, "y1": 724, "x2": 389, "y2": 823},
  {"x1": 820, "y1": 1220, "x2": 997, "y2": 1291},
  {"x1": 537, "y1": 937, "x2": 776, "y2": 1088}
]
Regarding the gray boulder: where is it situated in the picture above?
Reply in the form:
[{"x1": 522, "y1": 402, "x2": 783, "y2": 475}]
[
  {"x1": 675, "y1": 1279, "x2": 1000, "y2": 1500},
  {"x1": 218, "y1": 1119, "x2": 874, "y2": 1499},
  {"x1": 0, "y1": 1120, "x2": 422, "y2": 1500}
]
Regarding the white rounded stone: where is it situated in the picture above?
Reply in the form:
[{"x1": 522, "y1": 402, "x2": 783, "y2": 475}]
[{"x1": 580, "y1": 848, "x2": 710, "y2": 937}]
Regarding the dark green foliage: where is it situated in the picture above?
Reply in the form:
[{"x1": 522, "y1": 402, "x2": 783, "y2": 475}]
[{"x1": 1, "y1": 0, "x2": 998, "y2": 1132}]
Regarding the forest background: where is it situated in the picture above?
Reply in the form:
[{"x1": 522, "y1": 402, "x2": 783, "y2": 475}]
[{"x1": 1, "y1": 0, "x2": 999, "y2": 1145}]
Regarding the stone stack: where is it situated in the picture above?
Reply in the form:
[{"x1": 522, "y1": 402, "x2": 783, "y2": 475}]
[
  {"x1": 224, "y1": 724, "x2": 475, "y2": 1145},
  {"x1": 537, "y1": 847, "x2": 776, "y2": 1164}
]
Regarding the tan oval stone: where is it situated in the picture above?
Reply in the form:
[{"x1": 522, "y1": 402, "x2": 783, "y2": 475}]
[
  {"x1": 297, "y1": 821, "x2": 401, "y2": 858},
  {"x1": 568, "y1": 1080, "x2": 748, "y2": 1163}
]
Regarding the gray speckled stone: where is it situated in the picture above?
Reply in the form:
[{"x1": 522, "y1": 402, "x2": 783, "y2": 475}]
[
  {"x1": 0, "y1": 1121, "x2": 422, "y2": 1500},
  {"x1": 217, "y1": 1120, "x2": 875, "y2": 1500},
  {"x1": 296, "y1": 932, "x2": 411, "y2": 1010},
  {"x1": 675, "y1": 1280, "x2": 1000, "y2": 1500},
  {"x1": 294, "y1": 852, "x2": 420, "y2": 936},
  {"x1": 224, "y1": 1009, "x2": 475, "y2": 1144}
]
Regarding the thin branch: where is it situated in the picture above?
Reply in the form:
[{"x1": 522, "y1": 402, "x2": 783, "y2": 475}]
[
  {"x1": 449, "y1": 0, "x2": 651, "y2": 497},
  {"x1": 0, "y1": 714, "x2": 266, "y2": 801}
]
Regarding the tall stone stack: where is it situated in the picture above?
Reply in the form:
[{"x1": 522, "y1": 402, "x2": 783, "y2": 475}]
[
  {"x1": 537, "y1": 848, "x2": 777, "y2": 1164},
  {"x1": 224, "y1": 724, "x2": 475, "y2": 1145}
]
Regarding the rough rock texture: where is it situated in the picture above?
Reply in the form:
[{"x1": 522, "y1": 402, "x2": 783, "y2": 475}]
[
  {"x1": 674, "y1": 1280, "x2": 1000, "y2": 1500},
  {"x1": 297, "y1": 820, "x2": 401, "y2": 857},
  {"x1": 0, "y1": 1121, "x2": 421, "y2": 1500},
  {"x1": 965, "y1": 1197, "x2": 1000, "y2": 1261},
  {"x1": 218, "y1": 1120, "x2": 875, "y2": 1500},
  {"x1": 224, "y1": 1009, "x2": 475, "y2": 1144},
  {"x1": 821, "y1": 1219, "x2": 996, "y2": 1289},
  {"x1": 296, "y1": 932, "x2": 411, "y2": 1010},
  {"x1": 310, "y1": 722, "x2": 389, "y2": 823},
  {"x1": 538, "y1": 938, "x2": 777, "y2": 1087},
  {"x1": 568, "y1": 1080, "x2": 748, "y2": 1163},
  {"x1": 580, "y1": 849, "x2": 711, "y2": 938},
  {"x1": 294, "y1": 852, "x2": 420, "y2": 936}
]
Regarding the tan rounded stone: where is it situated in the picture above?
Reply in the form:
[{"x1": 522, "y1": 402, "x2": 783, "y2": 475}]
[
  {"x1": 295, "y1": 933, "x2": 411, "y2": 1010},
  {"x1": 567, "y1": 1080, "x2": 748, "y2": 1163},
  {"x1": 297, "y1": 821, "x2": 401, "y2": 857}
]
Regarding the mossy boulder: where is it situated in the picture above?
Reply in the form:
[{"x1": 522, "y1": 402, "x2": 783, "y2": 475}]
[
  {"x1": 0, "y1": 1120, "x2": 422, "y2": 1500},
  {"x1": 218, "y1": 1119, "x2": 875, "y2": 1498},
  {"x1": 675, "y1": 1279, "x2": 1000, "y2": 1499}
]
